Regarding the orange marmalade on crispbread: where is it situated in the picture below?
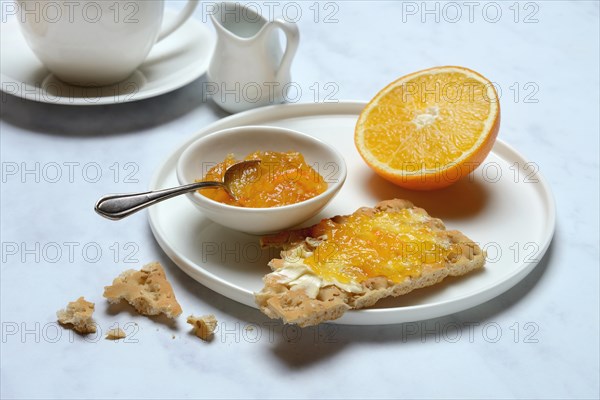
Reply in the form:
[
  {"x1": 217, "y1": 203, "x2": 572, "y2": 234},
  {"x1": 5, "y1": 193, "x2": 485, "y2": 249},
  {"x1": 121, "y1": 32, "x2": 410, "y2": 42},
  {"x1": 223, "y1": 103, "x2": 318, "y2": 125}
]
[
  {"x1": 199, "y1": 151, "x2": 327, "y2": 208},
  {"x1": 301, "y1": 208, "x2": 454, "y2": 284}
]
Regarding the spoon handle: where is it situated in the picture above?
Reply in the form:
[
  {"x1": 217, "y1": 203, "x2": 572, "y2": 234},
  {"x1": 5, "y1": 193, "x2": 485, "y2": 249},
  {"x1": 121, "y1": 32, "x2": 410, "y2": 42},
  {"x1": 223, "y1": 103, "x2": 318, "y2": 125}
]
[{"x1": 94, "y1": 181, "x2": 224, "y2": 220}]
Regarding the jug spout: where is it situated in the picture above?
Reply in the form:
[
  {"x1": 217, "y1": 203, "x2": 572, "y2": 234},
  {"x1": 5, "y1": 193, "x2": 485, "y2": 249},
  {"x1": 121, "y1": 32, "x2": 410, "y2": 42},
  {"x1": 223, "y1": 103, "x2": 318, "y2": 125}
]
[{"x1": 208, "y1": 2, "x2": 268, "y2": 41}]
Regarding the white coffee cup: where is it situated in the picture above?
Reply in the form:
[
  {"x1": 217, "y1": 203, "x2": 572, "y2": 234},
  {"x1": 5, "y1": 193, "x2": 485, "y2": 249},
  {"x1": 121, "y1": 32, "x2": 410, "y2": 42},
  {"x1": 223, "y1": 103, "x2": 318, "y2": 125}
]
[{"x1": 17, "y1": 0, "x2": 198, "y2": 86}]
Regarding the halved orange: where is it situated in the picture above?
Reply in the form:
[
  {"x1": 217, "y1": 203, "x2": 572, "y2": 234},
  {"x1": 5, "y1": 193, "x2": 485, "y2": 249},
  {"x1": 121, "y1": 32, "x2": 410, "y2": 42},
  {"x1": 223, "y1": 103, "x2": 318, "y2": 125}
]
[{"x1": 355, "y1": 66, "x2": 500, "y2": 190}]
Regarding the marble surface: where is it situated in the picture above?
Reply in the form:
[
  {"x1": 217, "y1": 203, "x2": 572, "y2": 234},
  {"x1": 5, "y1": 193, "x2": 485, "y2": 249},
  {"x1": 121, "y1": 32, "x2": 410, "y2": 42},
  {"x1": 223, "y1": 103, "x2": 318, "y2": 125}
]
[{"x1": 1, "y1": 1, "x2": 598, "y2": 398}]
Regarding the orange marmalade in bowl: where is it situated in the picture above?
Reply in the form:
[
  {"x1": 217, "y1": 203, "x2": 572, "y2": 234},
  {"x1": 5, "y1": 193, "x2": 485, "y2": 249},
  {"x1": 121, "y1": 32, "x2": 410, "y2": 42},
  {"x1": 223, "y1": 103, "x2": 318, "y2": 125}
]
[{"x1": 199, "y1": 151, "x2": 327, "y2": 208}]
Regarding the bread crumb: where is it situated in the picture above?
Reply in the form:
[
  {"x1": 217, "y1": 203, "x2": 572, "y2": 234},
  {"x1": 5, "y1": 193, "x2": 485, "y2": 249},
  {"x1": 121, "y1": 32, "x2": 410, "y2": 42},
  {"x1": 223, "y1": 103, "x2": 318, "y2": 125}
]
[
  {"x1": 172, "y1": 335, "x2": 176, "y2": 340},
  {"x1": 103, "y1": 262, "x2": 182, "y2": 319},
  {"x1": 187, "y1": 314, "x2": 217, "y2": 341},
  {"x1": 245, "y1": 325, "x2": 254, "y2": 331},
  {"x1": 106, "y1": 328, "x2": 126, "y2": 340},
  {"x1": 57, "y1": 297, "x2": 96, "y2": 334}
]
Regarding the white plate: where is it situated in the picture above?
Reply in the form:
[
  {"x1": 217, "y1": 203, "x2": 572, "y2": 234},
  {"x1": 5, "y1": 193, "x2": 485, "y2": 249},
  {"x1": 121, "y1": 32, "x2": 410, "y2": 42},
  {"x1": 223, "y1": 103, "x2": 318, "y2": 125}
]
[
  {"x1": 0, "y1": 10, "x2": 214, "y2": 105},
  {"x1": 148, "y1": 102, "x2": 556, "y2": 325}
]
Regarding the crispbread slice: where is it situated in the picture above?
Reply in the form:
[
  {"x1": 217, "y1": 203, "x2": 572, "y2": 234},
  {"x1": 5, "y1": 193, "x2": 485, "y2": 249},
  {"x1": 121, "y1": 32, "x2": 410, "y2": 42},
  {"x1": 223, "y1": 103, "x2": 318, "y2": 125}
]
[
  {"x1": 255, "y1": 199, "x2": 485, "y2": 327},
  {"x1": 103, "y1": 262, "x2": 182, "y2": 319}
]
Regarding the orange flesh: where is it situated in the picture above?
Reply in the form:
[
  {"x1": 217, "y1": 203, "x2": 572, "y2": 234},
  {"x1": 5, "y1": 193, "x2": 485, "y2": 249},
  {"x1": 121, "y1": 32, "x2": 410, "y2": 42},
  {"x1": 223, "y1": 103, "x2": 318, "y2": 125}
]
[
  {"x1": 362, "y1": 72, "x2": 491, "y2": 171},
  {"x1": 354, "y1": 67, "x2": 500, "y2": 190},
  {"x1": 199, "y1": 151, "x2": 327, "y2": 208},
  {"x1": 303, "y1": 209, "x2": 452, "y2": 284}
]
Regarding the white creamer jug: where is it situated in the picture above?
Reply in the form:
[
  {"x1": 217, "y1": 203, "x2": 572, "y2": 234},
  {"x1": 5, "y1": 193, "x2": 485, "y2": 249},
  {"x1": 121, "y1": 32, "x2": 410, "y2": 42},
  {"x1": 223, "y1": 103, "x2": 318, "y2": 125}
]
[{"x1": 207, "y1": 2, "x2": 299, "y2": 113}]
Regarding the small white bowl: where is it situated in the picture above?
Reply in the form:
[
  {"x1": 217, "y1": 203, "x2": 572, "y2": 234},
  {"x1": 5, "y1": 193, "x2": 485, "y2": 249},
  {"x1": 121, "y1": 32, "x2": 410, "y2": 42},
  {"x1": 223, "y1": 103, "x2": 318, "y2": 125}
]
[{"x1": 176, "y1": 126, "x2": 347, "y2": 234}]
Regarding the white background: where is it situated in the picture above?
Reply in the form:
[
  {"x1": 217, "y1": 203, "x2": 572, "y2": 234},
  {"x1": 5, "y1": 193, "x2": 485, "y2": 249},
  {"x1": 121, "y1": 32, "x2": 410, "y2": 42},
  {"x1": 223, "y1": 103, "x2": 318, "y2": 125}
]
[{"x1": 1, "y1": 1, "x2": 599, "y2": 398}]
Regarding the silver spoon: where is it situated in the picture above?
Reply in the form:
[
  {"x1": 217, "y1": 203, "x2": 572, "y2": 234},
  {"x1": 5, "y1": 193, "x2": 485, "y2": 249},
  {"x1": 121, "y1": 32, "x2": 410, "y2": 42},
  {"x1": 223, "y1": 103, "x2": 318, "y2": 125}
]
[{"x1": 94, "y1": 160, "x2": 260, "y2": 220}]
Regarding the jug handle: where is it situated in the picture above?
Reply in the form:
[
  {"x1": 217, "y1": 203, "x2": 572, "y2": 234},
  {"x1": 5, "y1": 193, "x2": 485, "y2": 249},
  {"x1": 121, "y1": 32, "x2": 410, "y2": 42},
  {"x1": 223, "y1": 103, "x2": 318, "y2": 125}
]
[
  {"x1": 157, "y1": 0, "x2": 199, "y2": 43},
  {"x1": 272, "y1": 19, "x2": 300, "y2": 81}
]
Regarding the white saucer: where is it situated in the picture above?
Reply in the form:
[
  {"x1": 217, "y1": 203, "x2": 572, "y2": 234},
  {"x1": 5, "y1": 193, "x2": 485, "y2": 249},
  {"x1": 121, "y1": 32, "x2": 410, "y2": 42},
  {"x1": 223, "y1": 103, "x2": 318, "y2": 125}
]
[
  {"x1": 148, "y1": 102, "x2": 556, "y2": 325},
  {"x1": 0, "y1": 10, "x2": 215, "y2": 105}
]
